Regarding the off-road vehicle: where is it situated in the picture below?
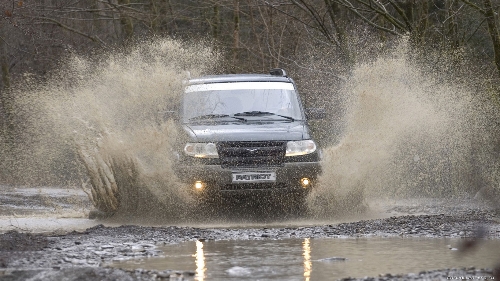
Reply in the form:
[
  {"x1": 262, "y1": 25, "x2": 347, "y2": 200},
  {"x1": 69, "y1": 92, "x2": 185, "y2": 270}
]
[{"x1": 173, "y1": 69, "x2": 322, "y2": 203}]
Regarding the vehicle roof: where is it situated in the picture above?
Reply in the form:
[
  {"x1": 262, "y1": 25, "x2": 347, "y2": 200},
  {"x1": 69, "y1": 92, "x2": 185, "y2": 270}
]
[{"x1": 187, "y1": 74, "x2": 293, "y2": 85}]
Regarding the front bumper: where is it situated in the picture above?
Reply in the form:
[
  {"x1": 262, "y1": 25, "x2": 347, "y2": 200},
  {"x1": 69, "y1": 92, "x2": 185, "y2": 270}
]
[{"x1": 174, "y1": 162, "x2": 321, "y2": 194}]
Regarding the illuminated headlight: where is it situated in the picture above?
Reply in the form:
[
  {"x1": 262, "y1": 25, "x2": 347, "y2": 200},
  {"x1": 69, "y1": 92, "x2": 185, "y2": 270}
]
[
  {"x1": 194, "y1": 181, "x2": 205, "y2": 190},
  {"x1": 184, "y1": 143, "x2": 219, "y2": 158},
  {"x1": 285, "y1": 140, "x2": 316, "y2": 156}
]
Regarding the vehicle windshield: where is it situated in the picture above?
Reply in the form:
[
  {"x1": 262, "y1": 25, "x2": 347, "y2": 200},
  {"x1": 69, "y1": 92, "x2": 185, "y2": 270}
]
[{"x1": 182, "y1": 82, "x2": 303, "y2": 122}]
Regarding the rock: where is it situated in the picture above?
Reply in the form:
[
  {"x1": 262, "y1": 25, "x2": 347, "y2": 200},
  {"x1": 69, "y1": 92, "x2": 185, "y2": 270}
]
[
  {"x1": 131, "y1": 245, "x2": 145, "y2": 252},
  {"x1": 71, "y1": 259, "x2": 87, "y2": 265},
  {"x1": 4, "y1": 268, "x2": 135, "y2": 281},
  {"x1": 157, "y1": 271, "x2": 171, "y2": 278},
  {"x1": 226, "y1": 266, "x2": 252, "y2": 276},
  {"x1": 316, "y1": 257, "x2": 348, "y2": 262}
]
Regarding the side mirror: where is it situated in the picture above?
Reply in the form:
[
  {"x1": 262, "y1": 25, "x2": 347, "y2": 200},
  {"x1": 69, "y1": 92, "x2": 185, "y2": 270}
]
[{"x1": 305, "y1": 108, "x2": 326, "y2": 120}]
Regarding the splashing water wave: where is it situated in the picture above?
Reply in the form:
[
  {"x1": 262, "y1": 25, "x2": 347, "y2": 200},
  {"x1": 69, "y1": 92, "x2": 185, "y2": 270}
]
[
  {"x1": 3, "y1": 39, "x2": 499, "y2": 222},
  {"x1": 308, "y1": 47, "x2": 500, "y2": 217}
]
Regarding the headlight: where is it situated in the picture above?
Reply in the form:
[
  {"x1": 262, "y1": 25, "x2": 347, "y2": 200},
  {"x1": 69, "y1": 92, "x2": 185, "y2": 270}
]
[
  {"x1": 285, "y1": 140, "x2": 316, "y2": 156},
  {"x1": 184, "y1": 143, "x2": 219, "y2": 158}
]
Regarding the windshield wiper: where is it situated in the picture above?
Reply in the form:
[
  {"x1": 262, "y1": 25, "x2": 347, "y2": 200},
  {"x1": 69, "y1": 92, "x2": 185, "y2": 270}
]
[
  {"x1": 233, "y1": 111, "x2": 295, "y2": 121},
  {"x1": 274, "y1": 114, "x2": 295, "y2": 121},
  {"x1": 189, "y1": 114, "x2": 247, "y2": 122},
  {"x1": 234, "y1": 111, "x2": 274, "y2": 116}
]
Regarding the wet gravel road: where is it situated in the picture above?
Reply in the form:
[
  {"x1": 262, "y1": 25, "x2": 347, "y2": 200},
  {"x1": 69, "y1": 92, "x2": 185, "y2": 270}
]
[{"x1": 0, "y1": 187, "x2": 499, "y2": 280}]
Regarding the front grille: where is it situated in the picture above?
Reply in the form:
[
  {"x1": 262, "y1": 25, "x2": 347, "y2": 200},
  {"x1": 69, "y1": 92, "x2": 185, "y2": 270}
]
[{"x1": 217, "y1": 141, "x2": 286, "y2": 168}]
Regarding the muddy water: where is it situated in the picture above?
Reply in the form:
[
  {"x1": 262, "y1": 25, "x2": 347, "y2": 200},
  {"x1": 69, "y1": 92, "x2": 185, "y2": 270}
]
[
  {"x1": 3, "y1": 37, "x2": 499, "y2": 219},
  {"x1": 0, "y1": 187, "x2": 90, "y2": 215},
  {"x1": 111, "y1": 238, "x2": 500, "y2": 280},
  {"x1": 0, "y1": 186, "x2": 100, "y2": 233}
]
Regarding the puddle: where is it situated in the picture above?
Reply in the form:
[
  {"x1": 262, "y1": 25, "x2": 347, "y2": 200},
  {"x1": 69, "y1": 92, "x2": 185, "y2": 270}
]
[
  {"x1": 111, "y1": 237, "x2": 500, "y2": 280},
  {"x1": 0, "y1": 186, "x2": 97, "y2": 233},
  {"x1": 0, "y1": 187, "x2": 90, "y2": 216}
]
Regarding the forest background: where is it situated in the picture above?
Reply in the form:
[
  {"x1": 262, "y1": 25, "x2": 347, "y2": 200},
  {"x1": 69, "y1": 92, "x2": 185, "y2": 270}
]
[{"x1": 0, "y1": 0, "x2": 499, "y2": 200}]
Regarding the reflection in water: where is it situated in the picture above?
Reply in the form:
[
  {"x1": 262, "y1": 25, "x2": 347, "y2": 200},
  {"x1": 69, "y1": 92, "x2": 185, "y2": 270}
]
[
  {"x1": 303, "y1": 238, "x2": 311, "y2": 281},
  {"x1": 112, "y1": 238, "x2": 500, "y2": 280},
  {"x1": 194, "y1": 240, "x2": 206, "y2": 281}
]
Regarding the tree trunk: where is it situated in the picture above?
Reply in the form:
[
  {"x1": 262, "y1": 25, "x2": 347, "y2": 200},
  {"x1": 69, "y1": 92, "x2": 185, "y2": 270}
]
[
  {"x1": 417, "y1": 0, "x2": 429, "y2": 44},
  {"x1": 447, "y1": 0, "x2": 460, "y2": 48},
  {"x1": 0, "y1": 26, "x2": 12, "y2": 139},
  {"x1": 247, "y1": 0, "x2": 265, "y2": 71},
  {"x1": 150, "y1": 0, "x2": 159, "y2": 32},
  {"x1": 232, "y1": 0, "x2": 240, "y2": 67},
  {"x1": 213, "y1": 3, "x2": 220, "y2": 41},
  {"x1": 483, "y1": 0, "x2": 500, "y2": 76},
  {"x1": 0, "y1": 25, "x2": 15, "y2": 183},
  {"x1": 118, "y1": 0, "x2": 134, "y2": 40},
  {"x1": 324, "y1": 0, "x2": 351, "y2": 63}
]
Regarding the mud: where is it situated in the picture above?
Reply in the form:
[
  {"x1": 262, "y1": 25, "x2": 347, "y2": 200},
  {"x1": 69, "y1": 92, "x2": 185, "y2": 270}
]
[{"x1": 1, "y1": 193, "x2": 499, "y2": 280}]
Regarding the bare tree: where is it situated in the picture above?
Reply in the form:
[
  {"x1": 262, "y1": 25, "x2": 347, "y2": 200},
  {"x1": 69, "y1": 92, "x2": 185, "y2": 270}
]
[{"x1": 462, "y1": 0, "x2": 500, "y2": 76}]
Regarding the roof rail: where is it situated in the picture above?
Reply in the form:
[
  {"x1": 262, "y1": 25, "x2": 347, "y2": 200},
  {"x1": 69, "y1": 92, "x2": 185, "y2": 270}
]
[{"x1": 269, "y1": 68, "x2": 287, "y2": 77}]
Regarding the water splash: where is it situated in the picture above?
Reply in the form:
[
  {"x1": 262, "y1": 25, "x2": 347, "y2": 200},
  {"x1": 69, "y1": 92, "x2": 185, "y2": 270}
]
[
  {"x1": 4, "y1": 38, "x2": 218, "y2": 221},
  {"x1": 308, "y1": 45, "x2": 500, "y2": 217},
  {"x1": 3, "y1": 38, "x2": 499, "y2": 222}
]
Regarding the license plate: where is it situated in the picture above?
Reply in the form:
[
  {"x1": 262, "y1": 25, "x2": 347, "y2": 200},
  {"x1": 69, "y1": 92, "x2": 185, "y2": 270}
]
[{"x1": 232, "y1": 172, "x2": 276, "y2": 183}]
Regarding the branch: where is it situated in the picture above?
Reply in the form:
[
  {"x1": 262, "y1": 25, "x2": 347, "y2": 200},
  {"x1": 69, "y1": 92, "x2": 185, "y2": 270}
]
[
  {"x1": 387, "y1": 0, "x2": 413, "y2": 32},
  {"x1": 261, "y1": 1, "x2": 318, "y2": 30},
  {"x1": 262, "y1": 0, "x2": 339, "y2": 46},
  {"x1": 37, "y1": 17, "x2": 106, "y2": 46},
  {"x1": 262, "y1": 35, "x2": 347, "y2": 81},
  {"x1": 465, "y1": 17, "x2": 487, "y2": 43},
  {"x1": 443, "y1": 3, "x2": 465, "y2": 23},
  {"x1": 337, "y1": 0, "x2": 402, "y2": 35},
  {"x1": 0, "y1": 35, "x2": 37, "y2": 56},
  {"x1": 290, "y1": 0, "x2": 338, "y2": 45},
  {"x1": 356, "y1": 0, "x2": 408, "y2": 32},
  {"x1": 98, "y1": 0, "x2": 149, "y2": 15},
  {"x1": 460, "y1": 0, "x2": 486, "y2": 15}
]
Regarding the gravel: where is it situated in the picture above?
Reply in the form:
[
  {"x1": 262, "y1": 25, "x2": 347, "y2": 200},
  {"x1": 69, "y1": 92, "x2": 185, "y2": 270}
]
[{"x1": 1, "y1": 207, "x2": 499, "y2": 280}]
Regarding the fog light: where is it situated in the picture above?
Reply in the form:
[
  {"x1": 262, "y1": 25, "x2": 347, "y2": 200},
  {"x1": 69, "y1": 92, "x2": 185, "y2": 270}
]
[
  {"x1": 194, "y1": 181, "x2": 204, "y2": 190},
  {"x1": 300, "y1": 178, "x2": 311, "y2": 188}
]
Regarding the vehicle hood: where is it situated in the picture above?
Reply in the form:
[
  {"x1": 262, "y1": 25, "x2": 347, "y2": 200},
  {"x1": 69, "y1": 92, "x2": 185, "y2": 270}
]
[{"x1": 182, "y1": 121, "x2": 309, "y2": 142}]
